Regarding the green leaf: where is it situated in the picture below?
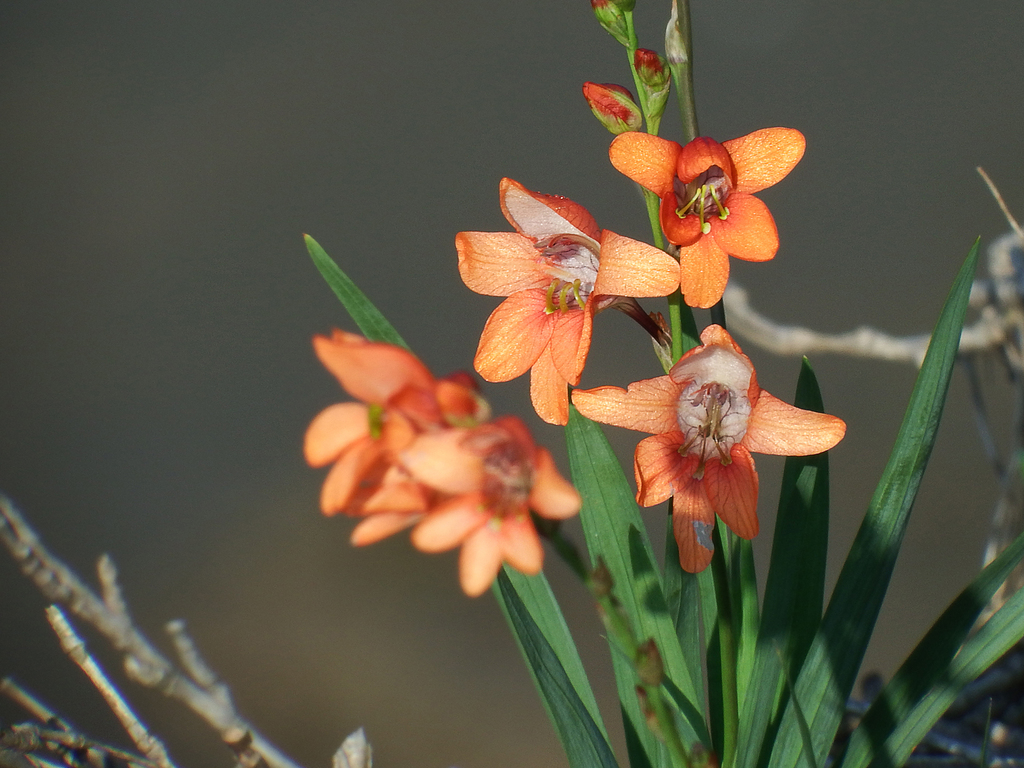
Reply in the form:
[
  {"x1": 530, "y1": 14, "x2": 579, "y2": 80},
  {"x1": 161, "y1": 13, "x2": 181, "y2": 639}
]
[
  {"x1": 736, "y1": 360, "x2": 831, "y2": 768},
  {"x1": 304, "y1": 234, "x2": 408, "y2": 348},
  {"x1": 839, "y1": 519, "x2": 1024, "y2": 768},
  {"x1": 496, "y1": 570, "x2": 620, "y2": 768},
  {"x1": 765, "y1": 240, "x2": 980, "y2": 768},
  {"x1": 566, "y1": 406, "x2": 710, "y2": 765}
]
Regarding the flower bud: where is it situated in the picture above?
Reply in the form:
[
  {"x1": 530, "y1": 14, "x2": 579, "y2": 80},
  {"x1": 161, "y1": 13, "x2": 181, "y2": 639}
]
[
  {"x1": 590, "y1": 0, "x2": 631, "y2": 47},
  {"x1": 633, "y1": 48, "x2": 671, "y2": 123},
  {"x1": 582, "y1": 82, "x2": 643, "y2": 135},
  {"x1": 636, "y1": 638, "x2": 664, "y2": 686}
]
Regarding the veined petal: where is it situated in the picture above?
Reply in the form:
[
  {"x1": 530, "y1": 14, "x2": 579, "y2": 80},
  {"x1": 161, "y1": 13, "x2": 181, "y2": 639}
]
[
  {"x1": 704, "y1": 445, "x2": 759, "y2": 539},
  {"x1": 634, "y1": 434, "x2": 689, "y2": 506},
  {"x1": 351, "y1": 511, "x2": 422, "y2": 546},
  {"x1": 400, "y1": 429, "x2": 483, "y2": 494},
  {"x1": 313, "y1": 332, "x2": 434, "y2": 405},
  {"x1": 459, "y1": 525, "x2": 506, "y2": 597},
  {"x1": 500, "y1": 178, "x2": 600, "y2": 241},
  {"x1": 743, "y1": 390, "x2": 847, "y2": 456},
  {"x1": 676, "y1": 137, "x2": 737, "y2": 186},
  {"x1": 499, "y1": 515, "x2": 544, "y2": 575},
  {"x1": 678, "y1": 234, "x2": 730, "y2": 309},
  {"x1": 594, "y1": 231, "x2": 680, "y2": 297},
  {"x1": 609, "y1": 132, "x2": 680, "y2": 197},
  {"x1": 529, "y1": 447, "x2": 581, "y2": 519},
  {"x1": 456, "y1": 232, "x2": 549, "y2": 296},
  {"x1": 411, "y1": 495, "x2": 488, "y2": 552},
  {"x1": 320, "y1": 437, "x2": 383, "y2": 515},
  {"x1": 474, "y1": 290, "x2": 554, "y2": 382},
  {"x1": 529, "y1": 347, "x2": 570, "y2": 426},
  {"x1": 660, "y1": 193, "x2": 704, "y2": 247},
  {"x1": 722, "y1": 128, "x2": 805, "y2": 194},
  {"x1": 549, "y1": 305, "x2": 592, "y2": 384},
  {"x1": 711, "y1": 193, "x2": 779, "y2": 263},
  {"x1": 304, "y1": 402, "x2": 370, "y2": 467},
  {"x1": 671, "y1": 474, "x2": 716, "y2": 573},
  {"x1": 572, "y1": 376, "x2": 681, "y2": 434}
]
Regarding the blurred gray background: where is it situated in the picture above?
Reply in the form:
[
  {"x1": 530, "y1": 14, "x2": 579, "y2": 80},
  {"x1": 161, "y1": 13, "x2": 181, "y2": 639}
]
[{"x1": 2, "y1": 1, "x2": 1023, "y2": 766}]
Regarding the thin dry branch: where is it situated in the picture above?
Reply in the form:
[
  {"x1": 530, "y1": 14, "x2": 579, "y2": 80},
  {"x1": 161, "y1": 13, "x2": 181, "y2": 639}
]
[{"x1": 0, "y1": 494, "x2": 307, "y2": 768}]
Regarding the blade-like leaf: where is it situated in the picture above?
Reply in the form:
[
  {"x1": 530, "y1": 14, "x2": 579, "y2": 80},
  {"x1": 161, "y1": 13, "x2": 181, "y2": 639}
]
[
  {"x1": 839, "y1": 519, "x2": 1024, "y2": 768},
  {"x1": 766, "y1": 240, "x2": 980, "y2": 768},
  {"x1": 566, "y1": 406, "x2": 710, "y2": 764},
  {"x1": 304, "y1": 234, "x2": 408, "y2": 348},
  {"x1": 736, "y1": 360, "x2": 831, "y2": 768},
  {"x1": 496, "y1": 570, "x2": 620, "y2": 768}
]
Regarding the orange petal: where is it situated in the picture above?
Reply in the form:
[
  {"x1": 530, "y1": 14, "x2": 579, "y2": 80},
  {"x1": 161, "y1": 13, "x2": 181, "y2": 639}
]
[
  {"x1": 634, "y1": 434, "x2": 689, "y2": 506},
  {"x1": 411, "y1": 495, "x2": 488, "y2": 552},
  {"x1": 459, "y1": 525, "x2": 505, "y2": 597},
  {"x1": 313, "y1": 334, "x2": 434, "y2": 405},
  {"x1": 529, "y1": 347, "x2": 570, "y2": 426},
  {"x1": 499, "y1": 178, "x2": 601, "y2": 241},
  {"x1": 671, "y1": 473, "x2": 716, "y2": 573},
  {"x1": 474, "y1": 290, "x2": 553, "y2": 382},
  {"x1": 704, "y1": 446, "x2": 759, "y2": 539},
  {"x1": 660, "y1": 193, "x2": 704, "y2": 247},
  {"x1": 304, "y1": 402, "x2": 370, "y2": 467},
  {"x1": 711, "y1": 193, "x2": 778, "y2": 263},
  {"x1": 320, "y1": 437, "x2": 383, "y2": 515},
  {"x1": 594, "y1": 231, "x2": 680, "y2": 297},
  {"x1": 743, "y1": 390, "x2": 847, "y2": 456},
  {"x1": 676, "y1": 137, "x2": 736, "y2": 185},
  {"x1": 572, "y1": 377, "x2": 681, "y2": 434},
  {"x1": 609, "y1": 132, "x2": 680, "y2": 197},
  {"x1": 351, "y1": 511, "x2": 423, "y2": 546},
  {"x1": 722, "y1": 128, "x2": 805, "y2": 194},
  {"x1": 400, "y1": 430, "x2": 483, "y2": 494},
  {"x1": 362, "y1": 472, "x2": 430, "y2": 514},
  {"x1": 529, "y1": 448, "x2": 581, "y2": 519},
  {"x1": 698, "y1": 323, "x2": 745, "y2": 354},
  {"x1": 678, "y1": 235, "x2": 730, "y2": 309},
  {"x1": 499, "y1": 515, "x2": 544, "y2": 575},
  {"x1": 549, "y1": 305, "x2": 592, "y2": 384},
  {"x1": 456, "y1": 231, "x2": 549, "y2": 296}
]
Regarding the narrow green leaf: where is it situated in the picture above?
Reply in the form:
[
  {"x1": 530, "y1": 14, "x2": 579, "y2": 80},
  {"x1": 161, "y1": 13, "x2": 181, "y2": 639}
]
[
  {"x1": 566, "y1": 406, "x2": 710, "y2": 762},
  {"x1": 839, "y1": 519, "x2": 1024, "y2": 768},
  {"x1": 766, "y1": 240, "x2": 980, "y2": 768},
  {"x1": 496, "y1": 570, "x2": 620, "y2": 768},
  {"x1": 734, "y1": 536, "x2": 760, "y2": 699},
  {"x1": 664, "y1": 513, "x2": 703, "y2": 687},
  {"x1": 304, "y1": 234, "x2": 408, "y2": 348},
  {"x1": 736, "y1": 360, "x2": 831, "y2": 768}
]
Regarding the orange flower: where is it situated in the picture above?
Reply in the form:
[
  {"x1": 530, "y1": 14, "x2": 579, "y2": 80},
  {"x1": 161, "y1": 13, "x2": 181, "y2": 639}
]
[
  {"x1": 457, "y1": 177, "x2": 679, "y2": 425},
  {"x1": 572, "y1": 325, "x2": 844, "y2": 573},
  {"x1": 401, "y1": 416, "x2": 581, "y2": 596},
  {"x1": 609, "y1": 128, "x2": 805, "y2": 309}
]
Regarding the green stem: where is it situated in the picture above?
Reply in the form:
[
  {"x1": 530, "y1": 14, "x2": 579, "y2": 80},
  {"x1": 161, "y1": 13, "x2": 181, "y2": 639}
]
[
  {"x1": 667, "y1": 0, "x2": 699, "y2": 143},
  {"x1": 710, "y1": 525, "x2": 739, "y2": 767},
  {"x1": 710, "y1": 297, "x2": 727, "y2": 330}
]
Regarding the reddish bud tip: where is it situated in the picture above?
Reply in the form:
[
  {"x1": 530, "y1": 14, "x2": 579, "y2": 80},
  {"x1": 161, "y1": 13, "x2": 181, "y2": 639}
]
[
  {"x1": 590, "y1": 0, "x2": 631, "y2": 46},
  {"x1": 582, "y1": 82, "x2": 642, "y2": 135},
  {"x1": 634, "y1": 49, "x2": 669, "y2": 89}
]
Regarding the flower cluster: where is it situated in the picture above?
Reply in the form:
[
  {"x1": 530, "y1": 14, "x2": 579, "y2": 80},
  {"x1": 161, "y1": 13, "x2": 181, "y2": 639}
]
[{"x1": 305, "y1": 330, "x2": 580, "y2": 596}]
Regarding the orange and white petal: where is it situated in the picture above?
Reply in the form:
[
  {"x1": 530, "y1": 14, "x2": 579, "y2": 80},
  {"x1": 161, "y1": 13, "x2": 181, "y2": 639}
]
[
  {"x1": 710, "y1": 193, "x2": 779, "y2": 263},
  {"x1": 676, "y1": 137, "x2": 737, "y2": 186},
  {"x1": 459, "y1": 525, "x2": 506, "y2": 597},
  {"x1": 474, "y1": 290, "x2": 554, "y2": 382},
  {"x1": 456, "y1": 231, "x2": 549, "y2": 296},
  {"x1": 411, "y1": 495, "x2": 488, "y2": 552},
  {"x1": 609, "y1": 132, "x2": 681, "y2": 197},
  {"x1": 634, "y1": 434, "x2": 690, "y2": 507},
  {"x1": 722, "y1": 128, "x2": 805, "y2": 195},
  {"x1": 703, "y1": 446, "x2": 759, "y2": 539},
  {"x1": 549, "y1": 305, "x2": 592, "y2": 384},
  {"x1": 400, "y1": 429, "x2": 483, "y2": 495},
  {"x1": 743, "y1": 390, "x2": 847, "y2": 456},
  {"x1": 572, "y1": 377, "x2": 681, "y2": 434},
  {"x1": 660, "y1": 193, "x2": 704, "y2": 247},
  {"x1": 698, "y1": 324, "x2": 746, "y2": 355},
  {"x1": 499, "y1": 515, "x2": 545, "y2": 575},
  {"x1": 678, "y1": 235, "x2": 731, "y2": 309},
  {"x1": 499, "y1": 178, "x2": 601, "y2": 242},
  {"x1": 319, "y1": 437, "x2": 384, "y2": 515},
  {"x1": 313, "y1": 334, "x2": 434, "y2": 405},
  {"x1": 304, "y1": 402, "x2": 370, "y2": 467},
  {"x1": 529, "y1": 347, "x2": 571, "y2": 426},
  {"x1": 594, "y1": 231, "x2": 680, "y2": 297},
  {"x1": 529, "y1": 448, "x2": 581, "y2": 520},
  {"x1": 671, "y1": 474, "x2": 717, "y2": 573},
  {"x1": 351, "y1": 511, "x2": 423, "y2": 546}
]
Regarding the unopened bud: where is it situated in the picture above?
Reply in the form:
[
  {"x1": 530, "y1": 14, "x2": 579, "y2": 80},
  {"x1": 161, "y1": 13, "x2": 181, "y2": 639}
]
[
  {"x1": 636, "y1": 638, "x2": 664, "y2": 686},
  {"x1": 665, "y1": 0, "x2": 688, "y2": 66},
  {"x1": 635, "y1": 686, "x2": 661, "y2": 737},
  {"x1": 691, "y1": 743, "x2": 718, "y2": 768},
  {"x1": 633, "y1": 49, "x2": 670, "y2": 123},
  {"x1": 590, "y1": 0, "x2": 631, "y2": 47},
  {"x1": 582, "y1": 82, "x2": 642, "y2": 135},
  {"x1": 590, "y1": 557, "x2": 614, "y2": 598}
]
